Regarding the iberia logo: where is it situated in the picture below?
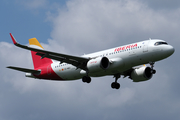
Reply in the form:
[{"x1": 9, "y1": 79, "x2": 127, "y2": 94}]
[{"x1": 114, "y1": 43, "x2": 137, "y2": 52}]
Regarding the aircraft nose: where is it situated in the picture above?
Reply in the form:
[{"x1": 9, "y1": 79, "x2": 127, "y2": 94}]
[{"x1": 166, "y1": 45, "x2": 175, "y2": 56}]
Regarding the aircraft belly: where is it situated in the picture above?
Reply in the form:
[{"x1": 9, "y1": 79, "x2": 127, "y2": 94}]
[
  {"x1": 149, "y1": 50, "x2": 169, "y2": 62},
  {"x1": 123, "y1": 53, "x2": 145, "y2": 68},
  {"x1": 54, "y1": 67, "x2": 83, "y2": 80},
  {"x1": 124, "y1": 50, "x2": 161, "y2": 67}
]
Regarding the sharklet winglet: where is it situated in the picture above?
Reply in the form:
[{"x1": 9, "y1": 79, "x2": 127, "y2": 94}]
[{"x1": 9, "y1": 33, "x2": 18, "y2": 45}]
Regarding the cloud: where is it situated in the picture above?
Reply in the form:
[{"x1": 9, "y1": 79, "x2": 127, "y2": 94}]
[
  {"x1": 1, "y1": 0, "x2": 180, "y2": 120},
  {"x1": 48, "y1": 0, "x2": 180, "y2": 55},
  {"x1": 139, "y1": 0, "x2": 180, "y2": 10}
]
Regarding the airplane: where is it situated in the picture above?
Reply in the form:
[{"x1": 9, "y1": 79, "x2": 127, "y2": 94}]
[{"x1": 7, "y1": 33, "x2": 175, "y2": 89}]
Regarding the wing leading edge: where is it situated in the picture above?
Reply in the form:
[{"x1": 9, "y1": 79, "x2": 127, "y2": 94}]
[{"x1": 9, "y1": 33, "x2": 89, "y2": 70}]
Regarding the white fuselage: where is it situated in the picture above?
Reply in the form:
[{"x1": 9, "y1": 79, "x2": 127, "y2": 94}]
[{"x1": 50, "y1": 39, "x2": 174, "y2": 80}]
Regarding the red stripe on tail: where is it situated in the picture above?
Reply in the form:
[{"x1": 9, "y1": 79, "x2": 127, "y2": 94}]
[{"x1": 31, "y1": 51, "x2": 53, "y2": 69}]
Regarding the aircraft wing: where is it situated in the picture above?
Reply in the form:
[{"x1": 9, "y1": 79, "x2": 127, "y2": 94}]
[
  {"x1": 10, "y1": 33, "x2": 89, "y2": 70},
  {"x1": 7, "y1": 66, "x2": 41, "y2": 74}
]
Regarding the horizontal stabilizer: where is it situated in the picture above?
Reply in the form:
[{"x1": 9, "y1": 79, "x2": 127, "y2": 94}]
[{"x1": 7, "y1": 66, "x2": 41, "y2": 74}]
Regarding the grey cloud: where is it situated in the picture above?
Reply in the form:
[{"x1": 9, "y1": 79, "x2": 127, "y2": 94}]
[
  {"x1": 48, "y1": 0, "x2": 180, "y2": 55},
  {"x1": 139, "y1": 0, "x2": 180, "y2": 10}
]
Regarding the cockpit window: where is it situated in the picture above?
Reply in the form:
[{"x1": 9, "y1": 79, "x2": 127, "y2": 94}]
[{"x1": 154, "y1": 42, "x2": 168, "y2": 46}]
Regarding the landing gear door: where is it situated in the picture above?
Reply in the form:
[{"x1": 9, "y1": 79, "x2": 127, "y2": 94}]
[{"x1": 143, "y1": 40, "x2": 150, "y2": 52}]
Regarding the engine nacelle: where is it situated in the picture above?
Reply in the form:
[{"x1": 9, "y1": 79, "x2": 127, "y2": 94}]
[
  {"x1": 87, "y1": 57, "x2": 110, "y2": 73},
  {"x1": 131, "y1": 66, "x2": 153, "y2": 82}
]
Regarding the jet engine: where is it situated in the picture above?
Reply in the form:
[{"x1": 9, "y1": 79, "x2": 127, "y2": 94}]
[
  {"x1": 131, "y1": 66, "x2": 153, "y2": 82},
  {"x1": 87, "y1": 57, "x2": 110, "y2": 73}
]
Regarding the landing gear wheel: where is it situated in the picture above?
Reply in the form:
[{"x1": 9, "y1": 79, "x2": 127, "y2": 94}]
[
  {"x1": 82, "y1": 76, "x2": 91, "y2": 83},
  {"x1": 111, "y1": 82, "x2": 120, "y2": 89},
  {"x1": 152, "y1": 70, "x2": 156, "y2": 74},
  {"x1": 115, "y1": 83, "x2": 120, "y2": 89},
  {"x1": 86, "y1": 77, "x2": 91, "y2": 83},
  {"x1": 111, "y1": 82, "x2": 116, "y2": 89},
  {"x1": 82, "y1": 76, "x2": 86, "y2": 82}
]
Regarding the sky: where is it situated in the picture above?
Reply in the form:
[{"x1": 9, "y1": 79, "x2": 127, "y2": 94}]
[{"x1": 0, "y1": 0, "x2": 180, "y2": 120}]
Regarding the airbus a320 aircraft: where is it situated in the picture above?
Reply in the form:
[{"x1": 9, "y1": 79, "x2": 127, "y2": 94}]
[{"x1": 7, "y1": 33, "x2": 174, "y2": 89}]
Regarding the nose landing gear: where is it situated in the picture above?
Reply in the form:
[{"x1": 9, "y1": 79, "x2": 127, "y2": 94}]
[{"x1": 149, "y1": 62, "x2": 156, "y2": 74}]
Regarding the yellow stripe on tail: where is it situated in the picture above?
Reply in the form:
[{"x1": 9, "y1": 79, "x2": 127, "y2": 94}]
[{"x1": 29, "y1": 38, "x2": 44, "y2": 49}]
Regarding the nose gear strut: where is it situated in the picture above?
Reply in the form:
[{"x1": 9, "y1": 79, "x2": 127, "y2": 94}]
[{"x1": 149, "y1": 62, "x2": 156, "y2": 74}]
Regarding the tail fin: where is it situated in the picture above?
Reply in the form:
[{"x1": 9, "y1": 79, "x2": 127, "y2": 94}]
[{"x1": 29, "y1": 38, "x2": 53, "y2": 69}]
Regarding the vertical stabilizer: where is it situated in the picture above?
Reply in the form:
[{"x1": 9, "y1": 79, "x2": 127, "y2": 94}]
[{"x1": 29, "y1": 38, "x2": 53, "y2": 69}]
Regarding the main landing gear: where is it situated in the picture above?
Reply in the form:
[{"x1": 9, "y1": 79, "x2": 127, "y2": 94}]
[
  {"x1": 82, "y1": 75, "x2": 121, "y2": 89},
  {"x1": 111, "y1": 74, "x2": 121, "y2": 89},
  {"x1": 149, "y1": 62, "x2": 156, "y2": 74},
  {"x1": 82, "y1": 76, "x2": 91, "y2": 83},
  {"x1": 82, "y1": 71, "x2": 91, "y2": 83}
]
